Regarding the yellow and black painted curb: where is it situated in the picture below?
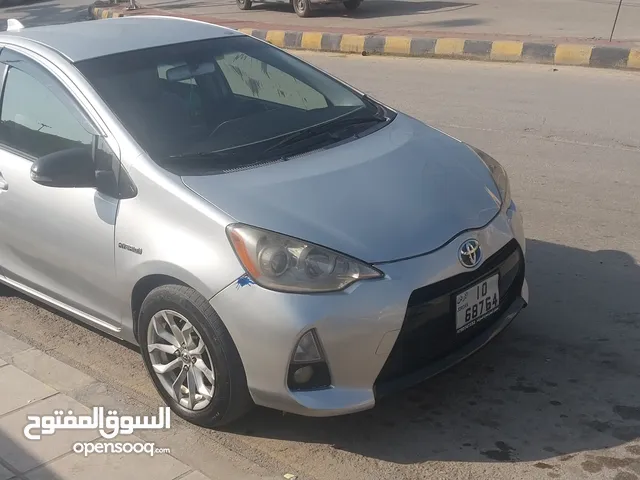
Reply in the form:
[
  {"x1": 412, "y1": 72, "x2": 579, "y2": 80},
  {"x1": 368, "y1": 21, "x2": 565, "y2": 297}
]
[
  {"x1": 89, "y1": 6, "x2": 640, "y2": 71},
  {"x1": 241, "y1": 29, "x2": 640, "y2": 70},
  {"x1": 90, "y1": 5, "x2": 125, "y2": 18}
]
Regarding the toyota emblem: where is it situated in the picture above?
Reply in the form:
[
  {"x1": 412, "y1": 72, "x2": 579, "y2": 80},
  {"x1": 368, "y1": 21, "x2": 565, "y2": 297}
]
[{"x1": 458, "y1": 239, "x2": 482, "y2": 268}]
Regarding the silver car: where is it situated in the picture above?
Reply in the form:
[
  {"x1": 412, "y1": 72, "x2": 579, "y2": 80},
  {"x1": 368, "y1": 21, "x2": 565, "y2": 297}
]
[{"x1": 0, "y1": 16, "x2": 528, "y2": 427}]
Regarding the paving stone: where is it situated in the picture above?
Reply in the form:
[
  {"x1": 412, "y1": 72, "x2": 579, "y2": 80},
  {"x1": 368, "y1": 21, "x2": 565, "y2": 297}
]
[
  {"x1": 0, "y1": 462, "x2": 14, "y2": 480},
  {"x1": 179, "y1": 472, "x2": 211, "y2": 480},
  {"x1": 0, "y1": 331, "x2": 30, "y2": 359},
  {"x1": 10, "y1": 349, "x2": 95, "y2": 395},
  {"x1": 0, "y1": 366, "x2": 56, "y2": 416},
  {"x1": 25, "y1": 434, "x2": 190, "y2": 480},
  {"x1": 0, "y1": 394, "x2": 98, "y2": 473}
]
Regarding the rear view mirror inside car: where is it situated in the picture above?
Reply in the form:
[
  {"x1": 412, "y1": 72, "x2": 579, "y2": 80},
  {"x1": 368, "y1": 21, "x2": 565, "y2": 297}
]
[{"x1": 166, "y1": 62, "x2": 217, "y2": 83}]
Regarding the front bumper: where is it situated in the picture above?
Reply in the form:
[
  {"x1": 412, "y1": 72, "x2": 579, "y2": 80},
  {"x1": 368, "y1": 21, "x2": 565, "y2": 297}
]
[{"x1": 210, "y1": 203, "x2": 528, "y2": 417}]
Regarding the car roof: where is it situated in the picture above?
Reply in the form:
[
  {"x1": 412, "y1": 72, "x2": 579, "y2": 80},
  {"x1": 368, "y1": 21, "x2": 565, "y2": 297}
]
[{"x1": 0, "y1": 16, "x2": 242, "y2": 63}]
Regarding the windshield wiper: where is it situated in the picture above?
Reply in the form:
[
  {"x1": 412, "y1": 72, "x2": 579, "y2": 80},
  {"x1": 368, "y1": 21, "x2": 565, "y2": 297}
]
[
  {"x1": 326, "y1": 113, "x2": 387, "y2": 130},
  {"x1": 263, "y1": 114, "x2": 386, "y2": 156},
  {"x1": 162, "y1": 112, "x2": 387, "y2": 166},
  {"x1": 164, "y1": 149, "x2": 236, "y2": 162}
]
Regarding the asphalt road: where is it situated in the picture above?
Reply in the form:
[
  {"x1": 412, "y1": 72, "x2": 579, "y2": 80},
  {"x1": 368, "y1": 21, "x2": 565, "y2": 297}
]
[
  {"x1": 1, "y1": 51, "x2": 640, "y2": 479},
  {"x1": 0, "y1": 0, "x2": 90, "y2": 27}
]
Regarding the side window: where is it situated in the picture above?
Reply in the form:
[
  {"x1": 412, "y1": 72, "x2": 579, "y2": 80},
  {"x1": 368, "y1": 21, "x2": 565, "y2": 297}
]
[
  {"x1": 0, "y1": 67, "x2": 93, "y2": 158},
  {"x1": 216, "y1": 52, "x2": 328, "y2": 110}
]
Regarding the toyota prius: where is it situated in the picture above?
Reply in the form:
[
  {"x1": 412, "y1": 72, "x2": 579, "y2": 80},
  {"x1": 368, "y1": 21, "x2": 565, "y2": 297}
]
[{"x1": 0, "y1": 16, "x2": 528, "y2": 426}]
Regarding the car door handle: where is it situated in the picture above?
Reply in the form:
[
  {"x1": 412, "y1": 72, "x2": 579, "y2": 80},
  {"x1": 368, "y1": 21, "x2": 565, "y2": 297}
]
[{"x1": 0, "y1": 175, "x2": 8, "y2": 191}]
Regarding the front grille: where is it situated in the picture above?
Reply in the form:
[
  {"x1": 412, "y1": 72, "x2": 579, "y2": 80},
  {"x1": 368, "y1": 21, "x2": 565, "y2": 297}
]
[{"x1": 375, "y1": 239, "x2": 525, "y2": 386}]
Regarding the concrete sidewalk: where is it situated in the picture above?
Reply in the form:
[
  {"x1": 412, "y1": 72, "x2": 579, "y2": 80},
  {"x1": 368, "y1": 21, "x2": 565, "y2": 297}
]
[{"x1": 0, "y1": 329, "x2": 282, "y2": 480}]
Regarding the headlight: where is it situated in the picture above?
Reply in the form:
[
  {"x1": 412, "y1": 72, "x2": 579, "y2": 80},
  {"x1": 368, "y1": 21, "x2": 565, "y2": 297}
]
[
  {"x1": 468, "y1": 145, "x2": 511, "y2": 211},
  {"x1": 226, "y1": 224, "x2": 383, "y2": 293}
]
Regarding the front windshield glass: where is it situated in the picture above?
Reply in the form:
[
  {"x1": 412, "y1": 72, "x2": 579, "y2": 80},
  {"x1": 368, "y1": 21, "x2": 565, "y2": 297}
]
[{"x1": 75, "y1": 35, "x2": 388, "y2": 174}]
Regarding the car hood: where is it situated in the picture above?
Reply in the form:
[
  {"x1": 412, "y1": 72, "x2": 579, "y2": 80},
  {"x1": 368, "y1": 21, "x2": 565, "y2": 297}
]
[{"x1": 181, "y1": 113, "x2": 501, "y2": 264}]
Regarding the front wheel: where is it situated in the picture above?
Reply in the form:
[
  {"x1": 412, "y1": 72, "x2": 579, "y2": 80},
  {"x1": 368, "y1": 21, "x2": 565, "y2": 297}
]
[
  {"x1": 138, "y1": 284, "x2": 253, "y2": 427},
  {"x1": 237, "y1": 0, "x2": 252, "y2": 10},
  {"x1": 293, "y1": 0, "x2": 312, "y2": 17},
  {"x1": 343, "y1": 0, "x2": 361, "y2": 10}
]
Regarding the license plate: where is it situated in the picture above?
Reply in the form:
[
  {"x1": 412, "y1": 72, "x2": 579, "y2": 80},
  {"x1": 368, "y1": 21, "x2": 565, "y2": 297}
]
[{"x1": 455, "y1": 274, "x2": 499, "y2": 333}]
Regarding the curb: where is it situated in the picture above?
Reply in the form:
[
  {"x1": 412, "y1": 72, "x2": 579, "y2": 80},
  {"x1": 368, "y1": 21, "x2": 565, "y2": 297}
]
[
  {"x1": 90, "y1": 4, "x2": 126, "y2": 19},
  {"x1": 89, "y1": 5, "x2": 640, "y2": 71}
]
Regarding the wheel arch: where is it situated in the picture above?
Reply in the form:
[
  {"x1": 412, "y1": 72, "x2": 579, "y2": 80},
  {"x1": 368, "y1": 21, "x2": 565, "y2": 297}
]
[
  {"x1": 121, "y1": 252, "x2": 244, "y2": 344},
  {"x1": 129, "y1": 267, "x2": 237, "y2": 344},
  {"x1": 131, "y1": 274, "x2": 187, "y2": 342}
]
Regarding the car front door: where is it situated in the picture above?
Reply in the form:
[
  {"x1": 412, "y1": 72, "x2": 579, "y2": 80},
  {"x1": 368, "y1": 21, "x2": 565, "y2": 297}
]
[{"x1": 0, "y1": 48, "x2": 122, "y2": 332}]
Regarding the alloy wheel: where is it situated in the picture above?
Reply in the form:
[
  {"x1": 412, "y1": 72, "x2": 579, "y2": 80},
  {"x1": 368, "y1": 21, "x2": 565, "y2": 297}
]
[
  {"x1": 146, "y1": 309, "x2": 215, "y2": 411},
  {"x1": 294, "y1": 0, "x2": 311, "y2": 16}
]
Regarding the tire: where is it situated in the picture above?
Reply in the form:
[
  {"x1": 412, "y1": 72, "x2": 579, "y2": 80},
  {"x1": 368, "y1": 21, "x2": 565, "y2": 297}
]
[
  {"x1": 293, "y1": 0, "x2": 312, "y2": 17},
  {"x1": 138, "y1": 284, "x2": 253, "y2": 428},
  {"x1": 236, "y1": 0, "x2": 252, "y2": 10},
  {"x1": 343, "y1": 0, "x2": 361, "y2": 10}
]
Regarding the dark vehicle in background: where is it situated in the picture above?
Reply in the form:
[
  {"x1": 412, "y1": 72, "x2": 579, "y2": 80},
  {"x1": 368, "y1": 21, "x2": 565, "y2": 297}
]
[{"x1": 236, "y1": 0, "x2": 362, "y2": 17}]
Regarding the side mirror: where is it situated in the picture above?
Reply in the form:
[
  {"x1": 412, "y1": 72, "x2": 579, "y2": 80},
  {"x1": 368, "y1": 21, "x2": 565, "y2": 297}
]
[
  {"x1": 30, "y1": 147, "x2": 95, "y2": 188},
  {"x1": 95, "y1": 169, "x2": 118, "y2": 197}
]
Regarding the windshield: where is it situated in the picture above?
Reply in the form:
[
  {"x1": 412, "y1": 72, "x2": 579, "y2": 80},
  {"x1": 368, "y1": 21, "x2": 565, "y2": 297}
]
[{"x1": 75, "y1": 35, "x2": 390, "y2": 174}]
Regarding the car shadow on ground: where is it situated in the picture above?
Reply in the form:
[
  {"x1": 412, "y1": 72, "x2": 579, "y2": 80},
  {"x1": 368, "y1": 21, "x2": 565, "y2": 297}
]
[{"x1": 225, "y1": 238, "x2": 640, "y2": 472}]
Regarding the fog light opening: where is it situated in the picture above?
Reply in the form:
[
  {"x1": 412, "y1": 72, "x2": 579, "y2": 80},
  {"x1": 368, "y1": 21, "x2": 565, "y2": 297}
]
[
  {"x1": 288, "y1": 329, "x2": 332, "y2": 391},
  {"x1": 293, "y1": 365, "x2": 314, "y2": 384},
  {"x1": 293, "y1": 330, "x2": 323, "y2": 363}
]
